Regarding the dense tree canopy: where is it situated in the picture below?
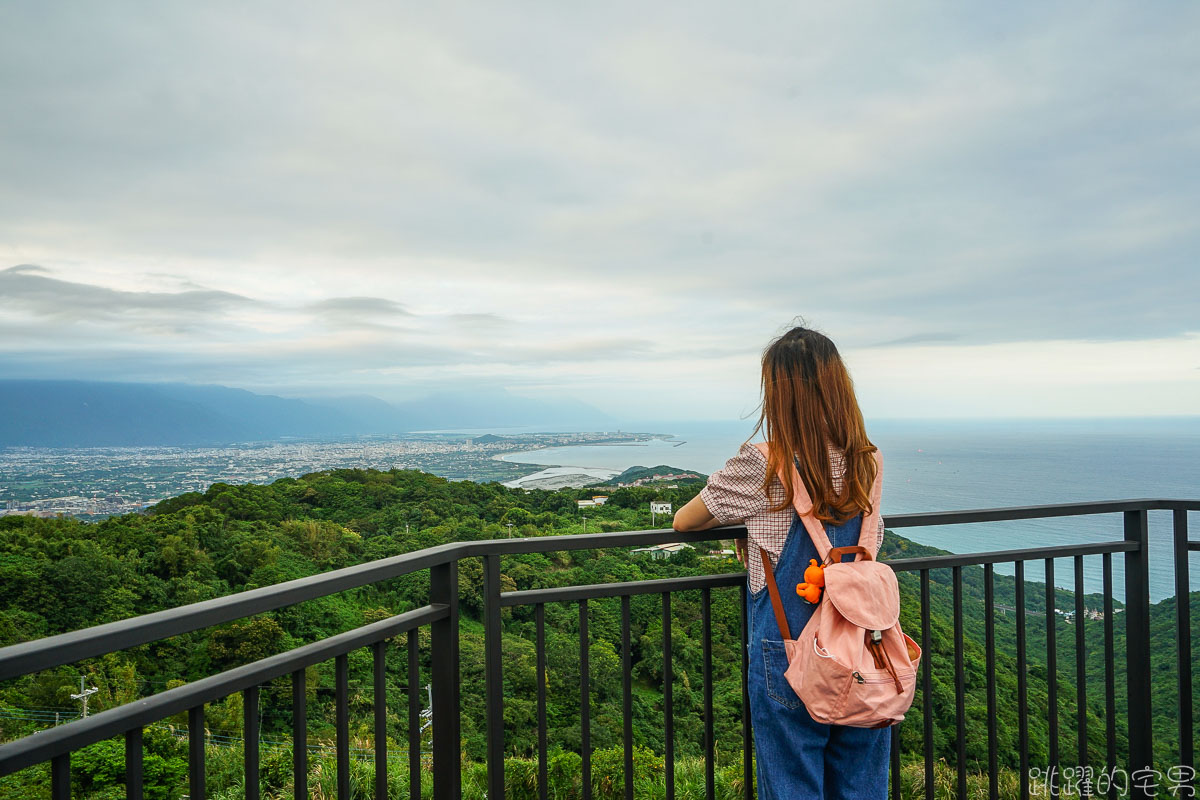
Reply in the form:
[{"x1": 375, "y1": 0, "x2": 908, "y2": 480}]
[{"x1": 0, "y1": 467, "x2": 1193, "y2": 798}]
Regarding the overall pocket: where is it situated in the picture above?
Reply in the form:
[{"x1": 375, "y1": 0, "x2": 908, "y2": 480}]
[{"x1": 761, "y1": 638, "x2": 804, "y2": 709}]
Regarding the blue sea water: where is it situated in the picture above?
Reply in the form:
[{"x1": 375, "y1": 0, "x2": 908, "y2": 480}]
[{"x1": 494, "y1": 417, "x2": 1200, "y2": 602}]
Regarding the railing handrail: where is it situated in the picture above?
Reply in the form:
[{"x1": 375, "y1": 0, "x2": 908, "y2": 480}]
[
  {"x1": 879, "y1": 498, "x2": 1199, "y2": 527},
  {"x1": 0, "y1": 497, "x2": 1195, "y2": 682},
  {"x1": 0, "y1": 605, "x2": 447, "y2": 777}
]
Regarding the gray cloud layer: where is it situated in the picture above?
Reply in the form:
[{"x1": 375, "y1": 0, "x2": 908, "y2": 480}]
[
  {"x1": 2, "y1": 265, "x2": 253, "y2": 316},
  {"x1": 0, "y1": 264, "x2": 657, "y2": 393},
  {"x1": 0, "y1": 2, "x2": 1197, "y2": 415}
]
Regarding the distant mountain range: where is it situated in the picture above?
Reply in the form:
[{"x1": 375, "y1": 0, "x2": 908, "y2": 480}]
[{"x1": 0, "y1": 380, "x2": 614, "y2": 447}]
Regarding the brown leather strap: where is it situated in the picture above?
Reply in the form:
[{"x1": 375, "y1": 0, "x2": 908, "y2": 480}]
[
  {"x1": 826, "y1": 545, "x2": 873, "y2": 564},
  {"x1": 758, "y1": 543, "x2": 792, "y2": 640}
]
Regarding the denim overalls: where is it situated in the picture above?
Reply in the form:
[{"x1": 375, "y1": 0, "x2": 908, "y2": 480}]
[{"x1": 746, "y1": 507, "x2": 891, "y2": 799}]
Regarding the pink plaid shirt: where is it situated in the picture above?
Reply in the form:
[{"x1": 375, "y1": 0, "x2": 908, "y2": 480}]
[{"x1": 698, "y1": 441, "x2": 886, "y2": 594}]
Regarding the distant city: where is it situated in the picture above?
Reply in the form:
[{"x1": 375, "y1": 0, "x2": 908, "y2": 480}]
[{"x1": 0, "y1": 430, "x2": 669, "y2": 519}]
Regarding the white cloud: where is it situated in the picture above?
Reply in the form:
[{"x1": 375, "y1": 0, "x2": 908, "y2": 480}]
[{"x1": 849, "y1": 333, "x2": 1200, "y2": 418}]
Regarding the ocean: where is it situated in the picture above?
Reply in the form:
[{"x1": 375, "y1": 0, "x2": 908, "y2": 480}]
[{"x1": 491, "y1": 417, "x2": 1200, "y2": 602}]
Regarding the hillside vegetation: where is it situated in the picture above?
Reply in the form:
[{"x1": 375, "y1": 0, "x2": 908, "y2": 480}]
[{"x1": 0, "y1": 467, "x2": 1194, "y2": 798}]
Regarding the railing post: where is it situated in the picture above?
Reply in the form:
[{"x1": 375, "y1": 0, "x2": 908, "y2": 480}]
[
  {"x1": 126, "y1": 728, "x2": 144, "y2": 800},
  {"x1": 1124, "y1": 509, "x2": 1154, "y2": 798},
  {"x1": 244, "y1": 685, "x2": 260, "y2": 800},
  {"x1": 189, "y1": 705, "x2": 206, "y2": 800},
  {"x1": 50, "y1": 754, "x2": 68, "y2": 800},
  {"x1": 484, "y1": 553, "x2": 504, "y2": 800},
  {"x1": 1173, "y1": 509, "x2": 1194, "y2": 797},
  {"x1": 431, "y1": 559, "x2": 461, "y2": 800},
  {"x1": 292, "y1": 669, "x2": 307, "y2": 800}
]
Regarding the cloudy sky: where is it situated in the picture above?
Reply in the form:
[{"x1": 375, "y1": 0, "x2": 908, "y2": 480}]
[{"x1": 1, "y1": 2, "x2": 1197, "y2": 421}]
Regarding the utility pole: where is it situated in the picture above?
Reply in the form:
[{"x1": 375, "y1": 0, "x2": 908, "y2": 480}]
[
  {"x1": 581, "y1": 515, "x2": 588, "y2": 533},
  {"x1": 71, "y1": 676, "x2": 98, "y2": 719},
  {"x1": 420, "y1": 684, "x2": 433, "y2": 734}
]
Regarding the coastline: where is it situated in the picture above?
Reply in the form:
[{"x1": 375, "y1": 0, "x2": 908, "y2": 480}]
[
  {"x1": 488, "y1": 431, "x2": 676, "y2": 489},
  {"x1": 488, "y1": 449, "x2": 622, "y2": 491},
  {"x1": 500, "y1": 464, "x2": 620, "y2": 490}
]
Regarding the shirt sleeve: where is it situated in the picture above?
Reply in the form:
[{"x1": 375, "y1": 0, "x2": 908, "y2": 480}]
[{"x1": 698, "y1": 442, "x2": 770, "y2": 525}]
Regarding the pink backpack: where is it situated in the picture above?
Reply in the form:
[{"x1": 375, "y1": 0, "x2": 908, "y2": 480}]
[{"x1": 754, "y1": 442, "x2": 921, "y2": 727}]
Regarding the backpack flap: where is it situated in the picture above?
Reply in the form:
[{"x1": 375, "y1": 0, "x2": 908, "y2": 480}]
[{"x1": 821, "y1": 561, "x2": 900, "y2": 631}]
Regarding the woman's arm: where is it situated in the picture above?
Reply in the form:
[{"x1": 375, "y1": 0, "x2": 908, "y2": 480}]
[
  {"x1": 674, "y1": 442, "x2": 765, "y2": 563},
  {"x1": 672, "y1": 493, "x2": 725, "y2": 532},
  {"x1": 673, "y1": 494, "x2": 749, "y2": 564}
]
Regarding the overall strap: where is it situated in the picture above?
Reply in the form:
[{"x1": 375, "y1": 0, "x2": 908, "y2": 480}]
[
  {"x1": 753, "y1": 441, "x2": 885, "y2": 561},
  {"x1": 758, "y1": 543, "x2": 792, "y2": 641}
]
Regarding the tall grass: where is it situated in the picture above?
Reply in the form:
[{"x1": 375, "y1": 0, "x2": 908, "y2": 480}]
[{"x1": 195, "y1": 741, "x2": 1086, "y2": 800}]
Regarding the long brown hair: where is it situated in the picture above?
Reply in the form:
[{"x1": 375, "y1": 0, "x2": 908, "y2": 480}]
[{"x1": 747, "y1": 324, "x2": 878, "y2": 525}]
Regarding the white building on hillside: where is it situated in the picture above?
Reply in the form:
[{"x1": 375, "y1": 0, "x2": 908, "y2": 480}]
[{"x1": 630, "y1": 542, "x2": 695, "y2": 560}]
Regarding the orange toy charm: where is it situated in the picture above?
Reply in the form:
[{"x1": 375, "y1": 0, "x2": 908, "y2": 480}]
[
  {"x1": 795, "y1": 581, "x2": 822, "y2": 603},
  {"x1": 796, "y1": 559, "x2": 826, "y2": 604},
  {"x1": 804, "y1": 558, "x2": 826, "y2": 587}
]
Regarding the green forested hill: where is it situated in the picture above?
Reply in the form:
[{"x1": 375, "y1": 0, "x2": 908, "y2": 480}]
[
  {"x1": 595, "y1": 465, "x2": 705, "y2": 487},
  {"x1": 0, "y1": 467, "x2": 1194, "y2": 798}
]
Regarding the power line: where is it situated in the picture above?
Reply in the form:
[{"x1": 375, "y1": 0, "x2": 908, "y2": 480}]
[{"x1": 0, "y1": 706, "x2": 434, "y2": 759}]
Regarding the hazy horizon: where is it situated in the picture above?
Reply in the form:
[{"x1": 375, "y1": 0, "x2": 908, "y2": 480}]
[{"x1": 8, "y1": 377, "x2": 1200, "y2": 428}]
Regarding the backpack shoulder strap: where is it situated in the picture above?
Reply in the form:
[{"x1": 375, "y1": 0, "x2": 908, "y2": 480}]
[
  {"x1": 754, "y1": 442, "x2": 884, "y2": 560},
  {"x1": 861, "y1": 449, "x2": 885, "y2": 559}
]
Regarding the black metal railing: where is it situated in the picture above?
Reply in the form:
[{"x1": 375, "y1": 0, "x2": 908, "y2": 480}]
[{"x1": 0, "y1": 498, "x2": 1196, "y2": 799}]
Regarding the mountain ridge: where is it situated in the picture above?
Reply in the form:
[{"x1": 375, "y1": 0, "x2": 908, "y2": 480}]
[{"x1": 0, "y1": 379, "x2": 613, "y2": 447}]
